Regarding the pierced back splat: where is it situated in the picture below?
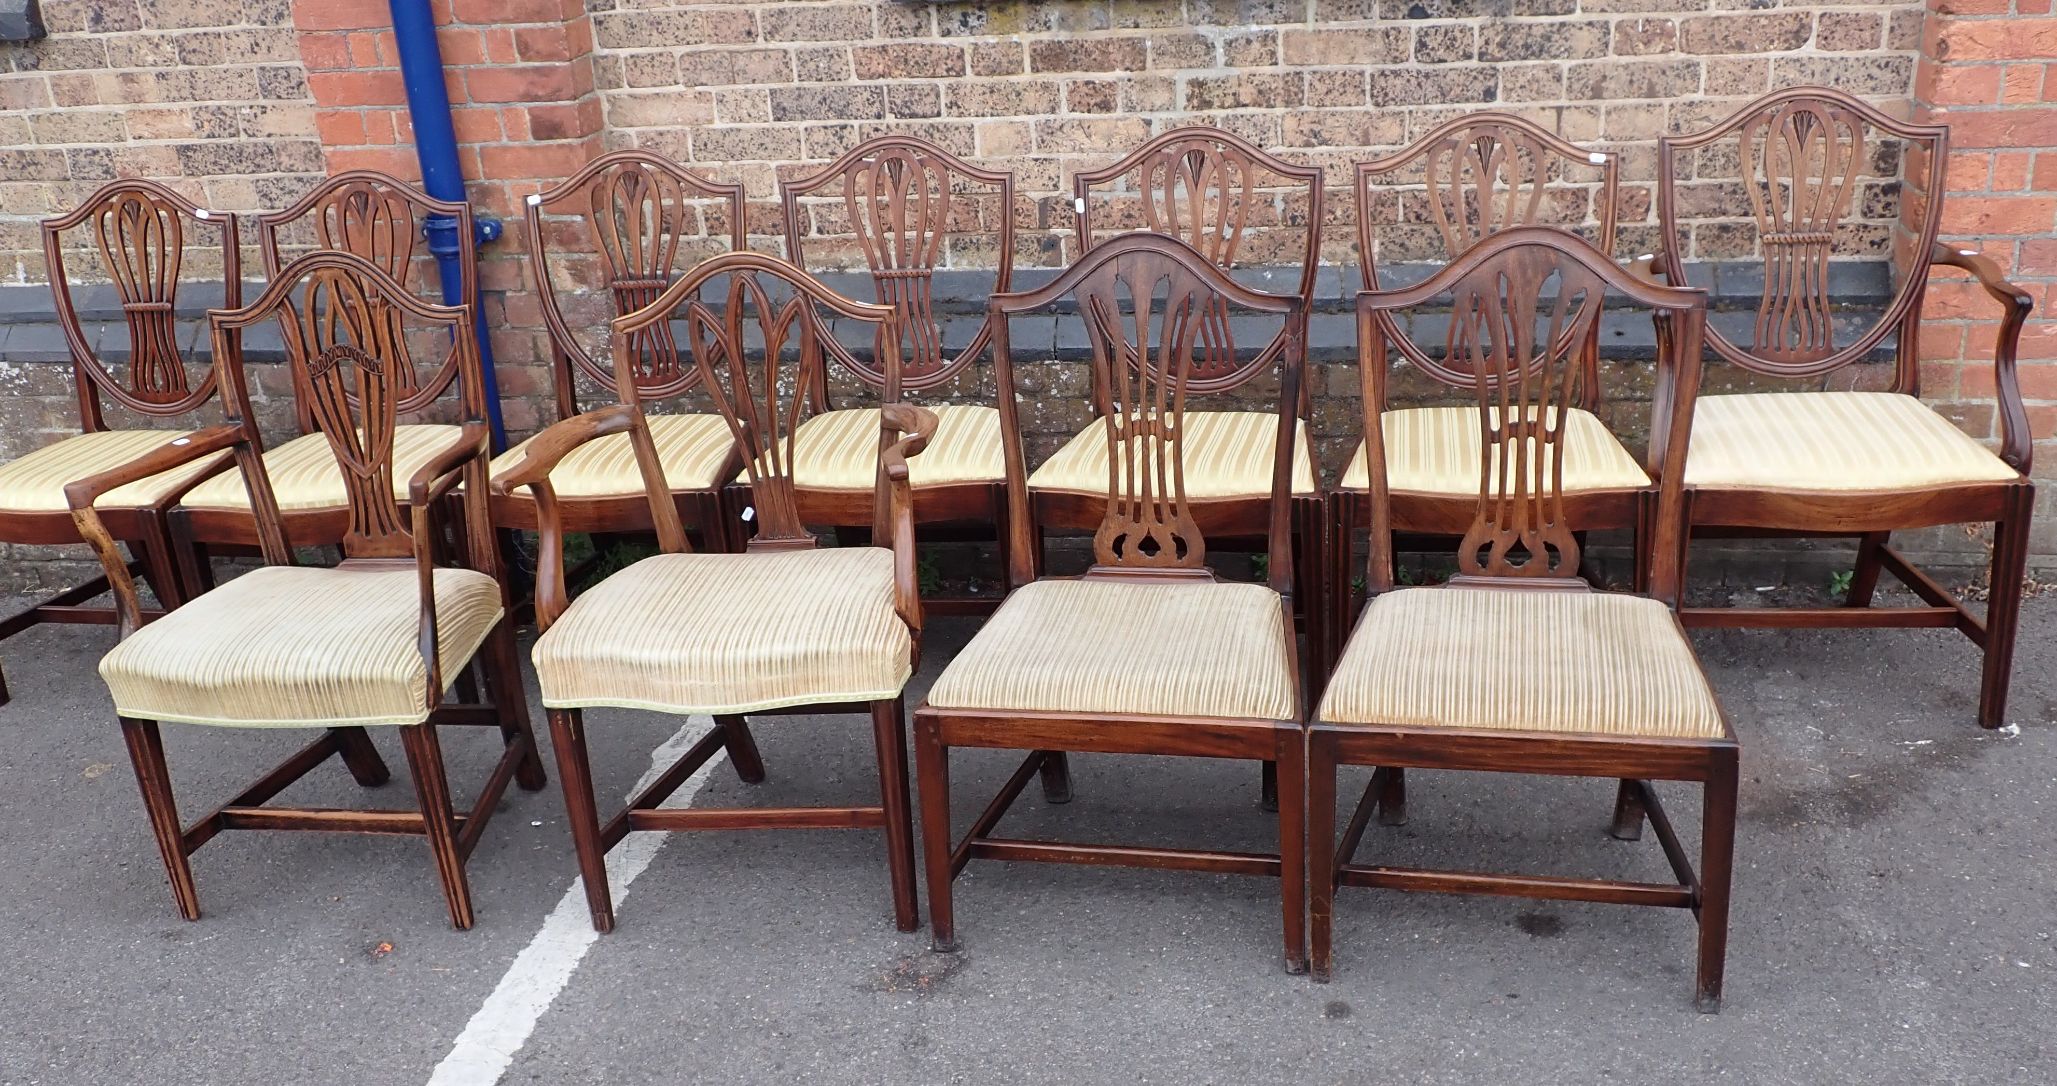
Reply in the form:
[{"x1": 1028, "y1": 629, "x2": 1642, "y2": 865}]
[
  {"x1": 1075, "y1": 127, "x2": 1323, "y2": 383},
  {"x1": 41, "y1": 179, "x2": 239, "y2": 424},
  {"x1": 1658, "y1": 87, "x2": 1947, "y2": 381},
  {"x1": 781, "y1": 136, "x2": 1015, "y2": 391},
  {"x1": 528, "y1": 151, "x2": 747, "y2": 405},
  {"x1": 610, "y1": 253, "x2": 899, "y2": 551}
]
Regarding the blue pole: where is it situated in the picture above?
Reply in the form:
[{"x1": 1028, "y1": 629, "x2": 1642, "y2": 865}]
[{"x1": 388, "y1": 0, "x2": 507, "y2": 450}]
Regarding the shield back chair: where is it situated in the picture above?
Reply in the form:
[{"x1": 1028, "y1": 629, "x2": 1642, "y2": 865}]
[
  {"x1": 1645, "y1": 86, "x2": 2033, "y2": 729},
  {"x1": 777, "y1": 135, "x2": 1015, "y2": 613},
  {"x1": 496, "y1": 150, "x2": 747, "y2": 549},
  {"x1": 914, "y1": 232, "x2": 1309, "y2": 973},
  {"x1": 171, "y1": 171, "x2": 483, "y2": 578},
  {"x1": 1332, "y1": 115, "x2": 1638, "y2": 675},
  {"x1": 1311, "y1": 227, "x2": 1738, "y2": 1011},
  {"x1": 66, "y1": 250, "x2": 546, "y2": 928},
  {"x1": 496, "y1": 251, "x2": 936, "y2": 935},
  {"x1": 1069, "y1": 126, "x2": 1326, "y2": 806},
  {"x1": 0, "y1": 180, "x2": 242, "y2": 697}
]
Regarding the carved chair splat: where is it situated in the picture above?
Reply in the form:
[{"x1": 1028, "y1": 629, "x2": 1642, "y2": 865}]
[
  {"x1": 1313, "y1": 227, "x2": 1739, "y2": 1012},
  {"x1": 68, "y1": 250, "x2": 545, "y2": 929}
]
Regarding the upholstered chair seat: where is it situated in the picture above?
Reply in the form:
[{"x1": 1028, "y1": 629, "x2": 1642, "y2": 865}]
[
  {"x1": 1320, "y1": 586, "x2": 1724, "y2": 739},
  {"x1": 0, "y1": 430, "x2": 230, "y2": 512},
  {"x1": 1684, "y1": 391, "x2": 2018, "y2": 493},
  {"x1": 532, "y1": 547, "x2": 912, "y2": 715},
  {"x1": 1338, "y1": 406, "x2": 1650, "y2": 495},
  {"x1": 743, "y1": 404, "x2": 1004, "y2": 491},
  {"x1": 926, "y1": 578, "x2": 1298, "y2": 721},
  {"x1": 1030, "y1": 411, "x2": 1318, "y2": 499},
  {"x1": 180, "y1": 424, "x2": 464, "y2": 511},
  {"x1": 97, "y1": 563, "x2": 503, "y2": 729},
  {"x1": 492, "y1": 412, "x2": 735, "y2": 497}
]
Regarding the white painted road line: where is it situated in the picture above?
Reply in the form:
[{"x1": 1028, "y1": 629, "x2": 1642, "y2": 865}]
[{"x1": 427, "y1": 719, "x2": 720, "y2": 1086}]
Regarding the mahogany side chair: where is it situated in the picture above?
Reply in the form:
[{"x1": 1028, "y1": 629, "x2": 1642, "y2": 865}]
[
  {"x1": 0, "y1": 180, "x2": 241, "y2": 697},
  {"x1": 495, "y1": 252, "x2": 936, "y2": 934},
  {"x1": 171, "y1": 171, "x2": 483, "y2": 576},
  {"x1": 66, "y1": 250, "x2": 545, "y2": 928},
  {"x1": 1068, "y1": 125, "x2": 1326, "y2": 806},
  {"x1": 1331, "y1": 114, "x2": 1639, "y2": 674},
  {"x1": 493, "y1": 150, "x2": 747, "y2": 548},
  {"x1": 1642, "y1": 86, "x2": 2034, "y2": 729},
  {"x1": 914, "y1": 232, "x2": 1309, "y2": 973},
  {"x1": 776, "y1": 135, "x2": 1015, "y2": 612},
  {"x1": 1311, "y1": 227, "x2": 1738, "y2": 1011}
]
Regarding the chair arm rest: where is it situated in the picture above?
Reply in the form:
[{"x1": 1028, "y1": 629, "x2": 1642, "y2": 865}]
[
  {"x1": 1930, "y1": 242, "x2": 2035, "y2": 473},
  {"x1": 877, "y1": 403, "x2": 938, "y2": 642},
  {"x1": 63, "y1": 425, "x2": 249, "y2": 639},
  {"x1": 489, "y1": 404, "x2": 644, "y2": 496},
  {"x1": 407, "y1": 422, "x2": 491, "y2": 508},
  {"x1": 1626, "y1": 252, "x2": 1669, "y2": 286}
]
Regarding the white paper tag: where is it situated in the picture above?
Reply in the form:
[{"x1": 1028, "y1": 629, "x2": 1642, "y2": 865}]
[{"x1": 741, "y1": 506, "x2": 755, "y2": 522}]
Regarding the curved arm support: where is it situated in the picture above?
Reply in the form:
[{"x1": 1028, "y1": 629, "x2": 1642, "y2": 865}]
[
  {"x1": 405, "y1": 421, "x2": 493, "y2": 707},
  {"x1": 877, "y1": 402, "x2": 938, "y2": 648},
  {"x1": 1931, "y1": 241, "x2": 2035, "y2": 474}
]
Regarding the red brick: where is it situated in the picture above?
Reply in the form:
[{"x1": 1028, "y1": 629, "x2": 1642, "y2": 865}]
[
  {"x1": 463, "y1": 65, "x2": 576, "y2": 104},
  {"x1": 1938, "y1": 18, "x2": 2057, "y2": 63},
  {"x1": 292, "y1": 0, "x2": 389, "y2": 32},
  {"x1": 307, "y1": 71, "x2": 407, "y2": 108},
  {"x1": 1940, "y1": 194, "x2": 2057, "y2": 234}
]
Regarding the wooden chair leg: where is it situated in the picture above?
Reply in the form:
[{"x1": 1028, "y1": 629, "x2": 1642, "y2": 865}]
[
  {"x1": 1371, "y1": 765, "x2": 1408, "y2": 826},
  {"x1": 914, "y1": 714, "x2": 957, "y2": 952},
  {"x1": 546, "y1": 708, "x2": 616, "y2": 933},
  {"x1": 119, "y1": 717, "x2": 201, "y2": 921},
  {"x1": 331, "y1": 726, "x2": 393, "y2": 786},
  {"x1": 1307, "y1": 732, "x2": 1337, "y2": 983},
  {"x1": 134, "y1": 519, "x2": 189, "y2": 610},
  {"x1": 989, "y1": 481, "x2": 1010, "y2": 596},
  {"x1": 871, "y1": 699, "x2": 919, "y2": 933},
  {"x1": 1846, "y1": 531, "x2": 1889, "y2": 608},
  {"x1": 1037, "y1": 749, "x2": 1072, "y2": 804},
  {"x1": 1696, "y1": 751, "x2": 1739, "y2": 1013},
  {"x1": 715, "y1": 715, "x2": 766, "y2": 784},
  {"x1": 1980, "y1": 491, "x2": 2032, "y2": 730},
  {"x1": 400, "y1": 724, "x2": 474, "y2": 930},
  {"x1": 481, "y1": 621, "x2": 547, "y2": 791},
  {"x1": 1276, "y1": 731, "x2": 1308, "y2": 975},
  {"x1": 1609, "y1": 778, "x2": 1646, "y2": 841},
  {"x1": 1260, "y1": 759, "x2": 1279, "y2": 812},
  {"x1": 167, "y1": 510, "x2": 215, "y2": 594}
]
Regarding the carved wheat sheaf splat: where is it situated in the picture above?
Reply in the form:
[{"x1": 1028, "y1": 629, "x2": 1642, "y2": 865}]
[
  {"x1": 586, "y1": 163, "x2": 694, "y2": 389},
  {"x1": 1739, "y1": 101, "x2": 1864, "y2": 366},
  {"x1": 91, "y1": 190, "x2": 190, "y2": 403},
  {"x1": 290, "y1": 267, "x2": 409, "y2": 556},
  {"x1": 1423, "y1": 126, "x2": 1553, "y2": 258},
  {"x1": 1077, "y1": 255, "x2": 1210, "y2": 571},
  {"x1": 1442, "y1": 250, "x2": 1605, "y2": 581},
  {"x1": 684, "y1": 271, "x2": 820, "y2": 547},
  {"x1": 845, "y1": 147, "x2": 952, "y2": 379}
]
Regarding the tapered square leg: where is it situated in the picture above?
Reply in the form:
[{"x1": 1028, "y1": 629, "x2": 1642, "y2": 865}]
[
  {"x1": 717, "y1": 715, "x2": 766, "y2": 784},
  {"x1": 120, "y1": 717, "x2": 201, "y2": 921},
  {"x1": 1307, "y1": 733, "x2": 1337, "y2": 983},
  {"x1": 1696, "y1": 749, "x2": 1738, "y2": 1013},
  {"x1": 914, "y1": 713, "x2": 957, "y2": 953},
  {"x1": 1276, "y1": 732, "x2": 1308, "y2": 975},
  {"x1": 871, "y1": 699, "x2": 919, "y2": 933},
  {"x1": 400, "y1": 724, "x2": 473, "y2": 930},
  {"x1": 547, "y1": 708, "x2": 616, "y2": 933}
]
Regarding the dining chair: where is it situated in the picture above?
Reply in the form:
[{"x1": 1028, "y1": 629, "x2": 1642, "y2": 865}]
[
  {"x1": 776, "y1": 135, "x2": 1015, "y2": 612},
  {"x1": 171, "y1": 171, "x2": 481, "y2": 577},
  {"x1": 1331, "y1": 113, "x2": 1639, "y2": 674},
  {"x1": 67, "y1": 249, "x2": 544, "y2": 928},
  {"x1": 1641, "y1": 86, "x2": 2034, "y2": 730},
  {"x1": 495, "y1": 251, "x2": 935, "y2": 934},
  {"x1": 1311, "y1": 227, "x2": 1738, "y2": 1011},
  {"x1": 914, "y1": 232, "x2": 1309, "y2": 973},
  {"x1": 0, "y1": 180, "x2": 241, "y2": 697},
  {"x1": 493, "y1": 150, "x2": 747, "y2": 548}
]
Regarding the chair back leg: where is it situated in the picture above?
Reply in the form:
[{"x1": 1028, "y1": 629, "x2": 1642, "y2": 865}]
[
  {"x1": 331, "y1": 726, "x2": 393, "y2": 787},
  {"x1": 480, "y1": 621, "x2": 548, "y2": 791},
  {"x1": 716, "y1": 715, "x2": 767, "y2": 784}
]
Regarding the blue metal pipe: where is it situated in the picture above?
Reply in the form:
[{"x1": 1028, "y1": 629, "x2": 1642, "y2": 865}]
[{"x1": 388, "y1": 0, "x2": 507, "y2": 450}]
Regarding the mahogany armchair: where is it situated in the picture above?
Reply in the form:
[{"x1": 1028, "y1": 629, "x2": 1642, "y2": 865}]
[
  {"x1": 0, "y1": 180, "x2": 242, "y2": 695},
  {"x1": 1331, "y1": 114, "x2": 1640, "y2": 673},
  {"x1": 776, "y1": 135, "x2": 1015, "y2": 611},
  {"x1": 492, "y1": 150, "x2": 748, "y2": 547},
  {"x1": 171, "y1": 172, "x2": 483, "y2": 575},
  {"x1": 1641, "y1": 87, "x2": 2033, "y2": 729},
  {"x1": 69, "y1": 250, "x2": 545, "y2": 928},
  {"x1": 495, "y1": 252, "x2": 936, "y2": 934},
  {"x1": 1312, "y1": 228, "x2": 1737, "y2": 1011},
  {"x1": 915, "y1": 232, "x2": 1309, "y2": 972}
]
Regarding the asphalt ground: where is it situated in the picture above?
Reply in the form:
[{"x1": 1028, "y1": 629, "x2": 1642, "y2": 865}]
[{"x1": 2, "y1": 589, "x2": 2054, "y2": 1084}]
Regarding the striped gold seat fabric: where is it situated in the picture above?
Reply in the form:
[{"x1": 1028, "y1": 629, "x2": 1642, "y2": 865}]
[
  {"x1": 0, "y1": 429, "x2": 230, "y2": 513},
  {"x1": 492, "y1": 412, "x2": 734, "y2": 497},
  {"x1": 1029, "y1": 411, "x2": 1318, "y2": 499},
  {"x1": 737, "y1": 405, "x2": 1005, "y2": 492},
  {"x1": 1319, "y1": 586, "x2": 1725, "y2": 739},
  {"x1": 532, "y1": 547, "x2": 912, "y2": 715},
  {"x1": 1338, "y1": 407, "x2": 1649, "y2": 494},
  {"x1": 179, "y1": 424, "x2": 463, "y2": 512},
  {"x1": 1684, "y1": 391, "x2": 2018, "y2": 493},
  {"x1": 98, "y1": 563, "x2": 503, "y2": 728},
  {"x1": 925, "y1": 577, "x2": 1297, "y2": 720}
]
